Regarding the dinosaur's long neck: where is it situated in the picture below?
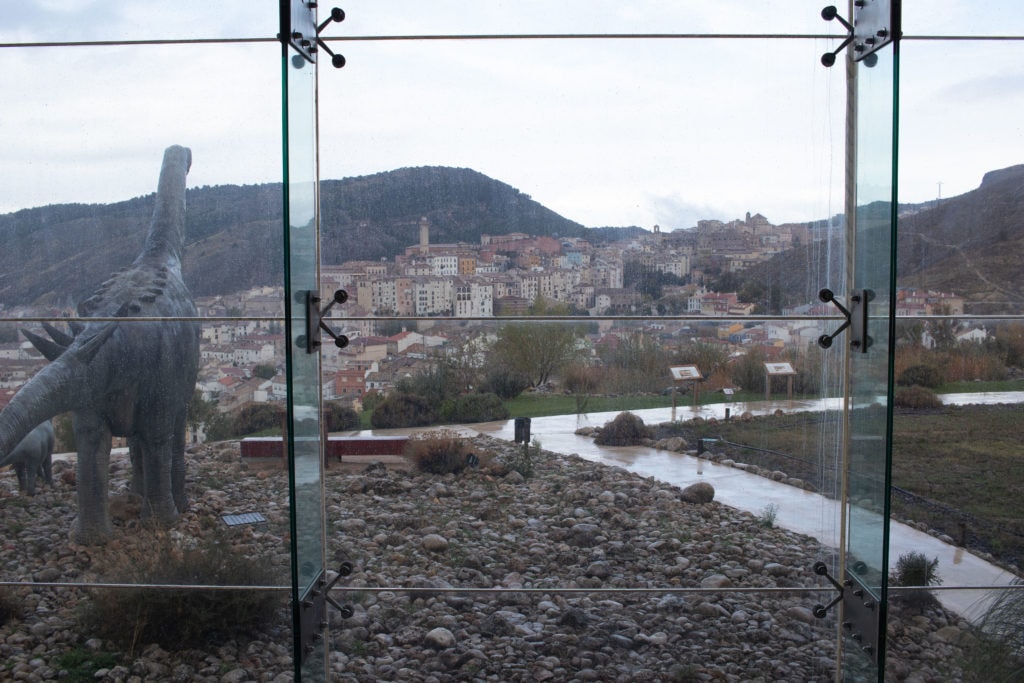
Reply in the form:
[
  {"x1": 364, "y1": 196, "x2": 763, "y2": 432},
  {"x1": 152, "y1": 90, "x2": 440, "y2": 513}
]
[{"x1": 136, "y1": 145, "x2": 192, "y2": 272}]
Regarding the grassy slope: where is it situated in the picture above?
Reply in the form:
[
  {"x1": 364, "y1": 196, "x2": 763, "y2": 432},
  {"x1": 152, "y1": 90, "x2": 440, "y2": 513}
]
[{"x1": 676, "y1": 404, "x2": 1022, "y2": 569}]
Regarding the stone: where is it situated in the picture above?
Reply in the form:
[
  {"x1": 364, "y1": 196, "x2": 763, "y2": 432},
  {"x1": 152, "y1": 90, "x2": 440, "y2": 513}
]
[
  {"x1": 421, "y1": 534, "x2": 449, "y2": 552},
  {"x1": 219, "y1": 669, "x2": 250, "y2": 683},
  {"x1": 568, "y1": 523, "x2": 602, "y2": 547},
  {"x1": 701, "y1": 574, "x2": 732, "y2": 589},
  {"x1": 424, "y1": 627, "x2": 456, "y2": 649},
  {"x1": 680, "y1": 481, "x2": 715, "y2": 503}
]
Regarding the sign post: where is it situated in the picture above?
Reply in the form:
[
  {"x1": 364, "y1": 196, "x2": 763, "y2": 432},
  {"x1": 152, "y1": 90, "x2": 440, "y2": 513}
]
[{"x1": 763, "y1": 361, "x2": 797, "y2": 401}]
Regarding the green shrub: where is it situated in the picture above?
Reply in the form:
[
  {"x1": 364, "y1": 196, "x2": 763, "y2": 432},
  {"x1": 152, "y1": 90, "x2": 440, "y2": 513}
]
[
  {"x1": 894, "y1": 385, "x2": 943, "y2": 409},
  {"x1": 595, "y1": 412, "x2": 654, "y2": 446},
  {"x1": 890, "y1": 551, "x2": 941, "y2": 608},
  {"x1": 505, "y1": 439, "x2": 539, "y2": 479},
  {"x1": 406, "y1": 429, "x2": 468, "y2": 474},
  {"x1": 0, "y1": 587, "x2": 19, "y2": 627},
  {"x1": 963, "y1": 579, "x2": 1024, "y2": 680},
  {"x1": 758, "y1": 503, "x2": 779, "y2": 528},
  {"x1": 80, "y1": 531, "x2": 285, "y2": 656},
  {"x1": 562, "y1": 363, "x2": 601, "y2": 395},
  {"x1": 479, "y1": 365, "x2": 531, "y2": 400},
  {"x1": 370, "y1": 392, "x2": 437, "y2": 428},
  {"x1": 232, "y1": 402, "x2": 286, "y2": 437},
  {"x1": 440, "y1": 392, "x2": 509, "y2": 423},
  {"x1": 897, "y1": 364, "x2": 944, "y2": 388},
  {"x1": 55, "y1": 648, "x2": 120, "y2": 683},
  {"x1": 323, "y1": 401, "x2": 360, "y2": 431}
]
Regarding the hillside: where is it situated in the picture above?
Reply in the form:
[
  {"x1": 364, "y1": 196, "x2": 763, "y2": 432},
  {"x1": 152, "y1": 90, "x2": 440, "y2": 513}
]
[
  {"x1": 897, "y1": 164, "x2": 1024, "y2": 313},
  {"x1": 1, "y1": 163, "x2": 1019, "y2": 313},
  {"x1": 0, "y1": 167, "x2": 600, "y2": 308},
  {"x1": 732, "y1": 165, "x2": 1024, "y2": 315}
]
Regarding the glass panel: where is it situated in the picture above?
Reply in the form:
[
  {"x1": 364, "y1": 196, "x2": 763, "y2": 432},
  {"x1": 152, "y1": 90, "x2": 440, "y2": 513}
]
[
  {"x1": 884, "y1": 29, "x2": 1024, "y2": 683},
  {"x1": 846, "y1": 41, "x2": 898, "y2": 596},
  {"x1": 839, "y1": 40, "x2": 900, "y2": 679},
  {"x1": 282, "y1": 25, "x2": 328, "y2": 679},
  {"x1": 317, "y1": 20, "x2": 851, "y2": 680}
]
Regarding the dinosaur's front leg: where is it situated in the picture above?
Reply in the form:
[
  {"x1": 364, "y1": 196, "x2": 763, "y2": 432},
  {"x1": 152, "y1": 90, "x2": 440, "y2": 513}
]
[{"x1": 71, "y1": 412, "x2": 113, "y2": 544}]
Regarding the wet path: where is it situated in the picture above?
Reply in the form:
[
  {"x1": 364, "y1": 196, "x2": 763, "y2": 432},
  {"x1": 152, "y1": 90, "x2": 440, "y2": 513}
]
[{"x1": 429, "y1": 391, "x2": 1023, "y2": 620}]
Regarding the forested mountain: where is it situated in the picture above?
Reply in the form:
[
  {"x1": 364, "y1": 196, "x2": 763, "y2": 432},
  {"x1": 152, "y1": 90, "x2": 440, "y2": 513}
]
[{"x1": 0, "y1": 167, "x2": 627, "y2": 307}]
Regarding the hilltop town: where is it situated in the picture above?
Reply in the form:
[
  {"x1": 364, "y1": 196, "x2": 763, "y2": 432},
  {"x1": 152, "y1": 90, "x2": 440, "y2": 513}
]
[{"x1": 0, "y1": 209, "x2": 975, "y2": 441}]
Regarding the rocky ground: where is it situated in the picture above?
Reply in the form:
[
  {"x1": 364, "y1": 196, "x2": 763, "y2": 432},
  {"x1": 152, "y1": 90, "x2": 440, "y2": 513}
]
[{"x1": 0, "y1": 435, "x2": 986, "y2": 682}]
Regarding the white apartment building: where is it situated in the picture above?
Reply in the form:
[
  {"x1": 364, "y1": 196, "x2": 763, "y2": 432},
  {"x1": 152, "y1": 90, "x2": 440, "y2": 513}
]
[
  {"x1": 429, "y1": 254, "x2": 459, "y2": 277},
  {"x1": 414, "y1": 277, "x2": 454, "y2": 316},
  {"x1": 454, "y1": 280, "x2": 494, "y2": 317}
]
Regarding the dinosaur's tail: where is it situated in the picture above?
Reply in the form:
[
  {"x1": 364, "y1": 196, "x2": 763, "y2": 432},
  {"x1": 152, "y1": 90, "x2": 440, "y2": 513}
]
[
  {"x1": 0, "y1": 324, "x2": 114, "y2": 464},
  {"x1": 135, "y1": 145, "x2": 192, "y2": 272}
]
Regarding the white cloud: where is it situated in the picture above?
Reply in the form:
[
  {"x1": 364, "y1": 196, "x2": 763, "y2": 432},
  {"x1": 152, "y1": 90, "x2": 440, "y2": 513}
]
[{"x1": 0, "y1": 1, "x2": 1020, "y2": 229}]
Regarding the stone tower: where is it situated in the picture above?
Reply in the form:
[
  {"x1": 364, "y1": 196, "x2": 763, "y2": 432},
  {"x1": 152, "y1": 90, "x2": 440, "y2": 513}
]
[{"x1": 419, "y1": 216, "x2": 430, "y2": 255}]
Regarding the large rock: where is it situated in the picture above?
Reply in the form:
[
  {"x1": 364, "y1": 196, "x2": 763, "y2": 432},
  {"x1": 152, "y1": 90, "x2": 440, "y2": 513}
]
[
  {"x1": 421, "y1": 533, "x2": 449, "y2": 552},
  {"x1": 423, "y1": 627, "x2": 456, "y2": 649},
  {"x1": 680, "y1": 481, "x2": 715, "y2": 503}
]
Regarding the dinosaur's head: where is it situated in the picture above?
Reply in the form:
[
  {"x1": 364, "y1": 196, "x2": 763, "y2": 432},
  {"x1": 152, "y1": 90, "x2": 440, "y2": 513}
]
[{"x1": 164, "y1": 145, "x2": 192, "y2": 174}]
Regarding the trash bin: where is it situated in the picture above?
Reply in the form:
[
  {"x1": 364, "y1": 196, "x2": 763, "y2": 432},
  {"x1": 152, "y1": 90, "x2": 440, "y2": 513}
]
[{"x1": 514, "y1": 417, "x2": 531, "y2": 444}]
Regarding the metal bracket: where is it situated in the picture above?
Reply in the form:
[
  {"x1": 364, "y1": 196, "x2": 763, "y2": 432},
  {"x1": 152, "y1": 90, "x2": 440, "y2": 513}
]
[
  {"x1": 299, "y1": 289, "x2": 350, "y2": 354},
  {"x1": 817, "y1": 288, "x2": 873, "y2": 353},
  {"x1": 812, "y1": 562, "x2": 881, "y2": 665},
  {"x1": 819, "y1": 1, "x2": 899, "y2": 67},
  {"x1": 279, "y1": 1, "x2": 347, "y2": 68},
  {"x1": 297, "y1": 561, "x2": 355, "y2": 665}
]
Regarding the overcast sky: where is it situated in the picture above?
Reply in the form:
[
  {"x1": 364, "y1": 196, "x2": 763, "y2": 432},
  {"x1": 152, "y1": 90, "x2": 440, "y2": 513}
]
[{"x1": 1, "y1": 1, "x2": 1021, "y2": 230}]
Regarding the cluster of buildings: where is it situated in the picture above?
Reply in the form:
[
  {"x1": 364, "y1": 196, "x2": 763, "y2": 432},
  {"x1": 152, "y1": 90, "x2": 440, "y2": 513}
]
[
  {"x1": 0, "y1": 213, "x2": 981, "y2": 436},
  {"x1": 320, "y1": 214, "x2": 803, "y2": 318}
]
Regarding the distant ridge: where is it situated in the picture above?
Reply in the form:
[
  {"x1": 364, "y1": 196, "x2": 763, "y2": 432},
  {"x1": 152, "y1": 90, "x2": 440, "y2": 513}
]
[
  {"x1": 1, "y1": 163, "x2": 1020, "y2": 313},
  {"x1": 730, "y1": 164, "x2": 1024, "y2": 314},
  {"x1": 0, "y1": 166, "x2": 633, "y2": 307}
]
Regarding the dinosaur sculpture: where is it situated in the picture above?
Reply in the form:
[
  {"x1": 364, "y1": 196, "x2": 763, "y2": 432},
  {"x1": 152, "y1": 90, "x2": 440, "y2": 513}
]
[
  {"x1": 0, "y1": 421, "x2": 55, "y2": 497},
  {"x1": 0, "y1": 145, "x2": 200, "y2": 544}
]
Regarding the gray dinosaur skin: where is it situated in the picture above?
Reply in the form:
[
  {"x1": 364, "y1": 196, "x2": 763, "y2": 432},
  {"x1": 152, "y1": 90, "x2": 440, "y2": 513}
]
[
  {"x1": 1, "y1": 421, "x2": 55, "y2": 497},
  {"x1": 0, "y1": 145, "x2": 200, "y2": 544}
]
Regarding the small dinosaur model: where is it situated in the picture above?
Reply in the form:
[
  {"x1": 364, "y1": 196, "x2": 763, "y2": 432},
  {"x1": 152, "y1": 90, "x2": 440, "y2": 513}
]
[{"x1": 0, "y1": 421, "x2": 55, "y2": 497}]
